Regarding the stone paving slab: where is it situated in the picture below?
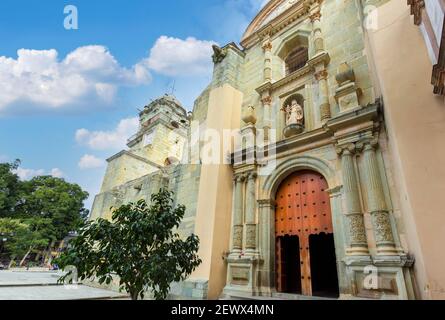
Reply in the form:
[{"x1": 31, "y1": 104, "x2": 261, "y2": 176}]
[
  {"x1": 0, "y1": 271, "x2": 128, "y2": 300},
  {"x1": 0, "y1": 271, "x2": 62, "y2": 286},
  {"x1": 0, "y1": 284, "x2": 128, "y2": 300}
]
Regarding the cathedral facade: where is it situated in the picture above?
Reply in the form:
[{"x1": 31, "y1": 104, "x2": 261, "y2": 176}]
[{"x1": 91, "y1": 0, "x2": 445, "y2": 300}]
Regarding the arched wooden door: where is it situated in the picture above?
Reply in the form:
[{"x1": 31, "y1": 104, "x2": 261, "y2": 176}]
[{"x1": 275, "y1": 170, "x2": 339, "y2": 297}]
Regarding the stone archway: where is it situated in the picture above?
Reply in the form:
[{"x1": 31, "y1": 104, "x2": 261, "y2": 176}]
[{"x1": 257, "y1": 156, "x2": 345, "y2": 297}]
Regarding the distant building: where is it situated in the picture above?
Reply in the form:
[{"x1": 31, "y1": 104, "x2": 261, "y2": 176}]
[{"x1": 91, "y1": 0, "x2": 445, "y2": 300}]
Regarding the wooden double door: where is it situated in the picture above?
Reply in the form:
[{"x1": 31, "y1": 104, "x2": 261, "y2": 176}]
[{"x1": 275, "y1": 170, "x2": 339, "y2": 298}]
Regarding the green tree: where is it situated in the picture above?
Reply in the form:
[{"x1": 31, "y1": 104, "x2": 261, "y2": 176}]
[
  {"x1": 56, "y1": 189, "x2": 202, "y2": 300},
  {"x1": 0, "y1": 160, "x2": 22, "y2": 218},
  {"x1": 19, "y1": 176, "x2": 89, "y2": 240},
  {"x1": 0, "y1": 218, "x2": 49, "y2": 266}
]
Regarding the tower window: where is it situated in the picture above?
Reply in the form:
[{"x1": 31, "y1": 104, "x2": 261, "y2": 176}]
[
  {"x1": 285, "y1": 47, "x2": 308, "y2": 75},
  {"x1": 143, "y1": 131, "x2": 154, "y2": 146}
]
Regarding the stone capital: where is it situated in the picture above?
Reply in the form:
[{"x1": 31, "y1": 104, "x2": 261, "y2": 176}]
[
  {"x1": 309, "y1": 11, "x2": 321, "y2": 23},
  {"x1": 261, "y1": 96, "x2": 272, "y2": 106},
  {"x1": 336, "y1": 143, "x2": 357, "y2": 156},
  {"x1": 315, "y1": 69, "x2": 328, "y2": 81},
  {"x1": 247, "y1": 171, "x2": 258, "y2": 180},
  {"x1": 257, "y1": 199, "x2": 276, "y2": 209},
  {"x1": 234, "y1": 174, "x2": 246, "y2": 182},
  {"x1": 262, "y1": 40, "x2": 272, "y2": 52}
]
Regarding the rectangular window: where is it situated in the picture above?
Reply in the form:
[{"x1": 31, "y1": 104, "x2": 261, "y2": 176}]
[{"x1": 143, "y1": 131, "x2": 154, "y2": 146}]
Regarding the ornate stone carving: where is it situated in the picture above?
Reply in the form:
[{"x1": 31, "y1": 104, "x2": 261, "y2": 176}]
[
  {"x1": 262, "y1": 40, "x2": 272, "y2": 52},
  {"x1": 372, "y1": 211, "x2": 395, "y2": 244},
  {"x1": 349, "y1": 214, "x2": 368, "y2": 245},
  {"x1": 315, "y1": 69, "x2": 328, "y2": 81},
  {"x1": 309, "y1": 11, "x2": 321, "y2": 23},
  {"x1": 407, "y1": 0, "x2": 425, "y2": 26},
  {"x1": 233, "y1": 225, "x2": 243, "y2": 250},
  {"x1": 245, "y1": 224, "x2": 257, "y2": 249},
  {"x1": 212, "y1": 45, "x2": 228, "y2": 64},
  {"x1": 261, "y1": 96, "x2": 272, "y2": 106}
]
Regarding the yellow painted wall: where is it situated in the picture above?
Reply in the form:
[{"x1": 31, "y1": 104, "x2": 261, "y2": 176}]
[
  {"x1": 191, "y1": 83, "x2": 243, "y2": 299},
  {"x1": 367, "y1": 0, "x2": 445, "y2": 299}
]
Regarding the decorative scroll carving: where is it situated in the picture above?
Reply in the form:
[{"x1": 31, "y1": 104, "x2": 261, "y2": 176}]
[{"x1": 407, "y1": 0, "x2": 425, "y2": 26}]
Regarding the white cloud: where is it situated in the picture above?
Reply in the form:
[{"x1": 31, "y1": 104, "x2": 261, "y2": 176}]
[
  {"x1": 0, "y1": 155, "x2": 8, "y2": 162},
  {"x1": 50, "y1": 168, "x2": 65, "y2": 178},
  {"x1": 145, "y1": 36, "x2": 216, "y2": 77},
  {"x1": 0, "y1": 46, "x2": 151, "y2": 113},
  {"x1": 13, "y1": 167, "x2": 64, "y2": 180},
  {"x1": 75, "y1": 117, "x2": 139, "y2": 151},
  {"x1": 78, "y1": 154, "x2": 105, "y2": 170}
]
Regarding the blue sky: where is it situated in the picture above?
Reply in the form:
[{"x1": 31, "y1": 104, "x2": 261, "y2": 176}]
[{"x1": 0, "y1": 0, "x2": 267, "y2": 209}]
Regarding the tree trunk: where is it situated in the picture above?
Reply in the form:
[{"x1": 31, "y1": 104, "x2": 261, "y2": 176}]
[
  {"x1": 130, "y1": 289, "x2": 139, "y2": 300},
  {"x1": 8, "y1": 257, "x2": 16, "y2": 269},
  {"x1": 19, "y1": 247, "x2": 32, "y2": 267}
]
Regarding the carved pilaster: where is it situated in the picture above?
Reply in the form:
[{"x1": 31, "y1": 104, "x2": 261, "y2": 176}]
[
  {"x1": 262, "y1": 38, "x2": 273, "y2": 82},
  {"x1": 245, "y1": 172, "x2": 258, "y2": 253},
  {"x1": 362, "y1": 141, "x2": 397, "y2": 255},
  {"x1": 315, "y1": 69, "x2": 331, "y2": 122},
  {"x1": 337, "y1": 144, "x2": 369, "y2": 255},
  {"x1": 261, "y1": 95, "x2": 272, "y2": 142},
  {"x1": 232, "y1": 174, "x2": 246, "y2": 252}
]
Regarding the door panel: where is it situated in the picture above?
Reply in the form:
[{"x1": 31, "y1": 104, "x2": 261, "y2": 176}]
[{"x1": 275, "y1": 170, "x2": 336, "y2": 297}]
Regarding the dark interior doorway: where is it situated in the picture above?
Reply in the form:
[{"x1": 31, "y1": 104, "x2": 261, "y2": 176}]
[
  {"x1": 277, "y1": 235, "x2": 301, "y2": 294},
  {"x1": 309, "y1": 233, "x2": 340, "y2": 298}
]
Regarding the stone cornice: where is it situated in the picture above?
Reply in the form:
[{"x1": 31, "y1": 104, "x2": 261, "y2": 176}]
[
  {"x1": 255, "y1": 64, "x2": 313, "y2": 95},
  {"x1": 230, "y1": 101, "x2": 381, "y2": 163}
]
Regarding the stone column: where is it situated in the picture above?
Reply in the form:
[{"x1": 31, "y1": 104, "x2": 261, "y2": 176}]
[
  {"x1": 261, "y1": 95, "x2": 272, "y2": 142},
  {"x1": 262, "y1": 39, "x2": 273, "y2": 82},
  {"x1": 310, "y1": 10, "x2": 325, "y2": 55},
  {"x1": 231, "y1": 174, "x2": 245, "y2": 253},
  {"x1": 315, "y1": 69, "x2": 331, "y2": 122},
  {"x1": 338, "y1": 145, "x2": 369, "y2": 255},
  {"x1": 258, "y1": 199, "x2": 276, "y2": 294},
  {"x1": 362, "y1": 141, "x2": 397, "y2": 255},
  {"x1": 245, "y1": 172, "x2": 258, "y2": 254}
]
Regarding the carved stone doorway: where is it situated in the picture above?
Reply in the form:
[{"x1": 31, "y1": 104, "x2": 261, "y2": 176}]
[{"x1": 275, "y1": 170, "x2": 339, "y2": 298}]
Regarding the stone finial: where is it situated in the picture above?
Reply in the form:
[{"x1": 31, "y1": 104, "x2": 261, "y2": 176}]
[
  {"x1": 336, "y1": 62, "x2": 356, "y2": 86},
  {"x1": 212, "y1": 45, "x2": 227, "y2": 64},
  {"x1": 242, "y1": 105, "x2": 257, "y2": 125}
]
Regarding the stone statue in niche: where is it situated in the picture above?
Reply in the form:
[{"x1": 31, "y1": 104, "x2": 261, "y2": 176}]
[
  {"x1": 282, "y1": 98, "x2": 304, "y2": 138},
  {"x1": 282, "y1": 99, "x2": 304, "y2": 126}
]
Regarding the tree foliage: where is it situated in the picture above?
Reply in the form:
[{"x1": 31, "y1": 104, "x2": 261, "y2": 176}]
[
  {"x1": 0, "y1": 160, "x2": 90, "y2": 264},
  {"x1": 56, "y1": 189, "x2": 202, "y2": 300},
  {"x1": 0, "y1": 160, "x2": 22, "y2": 218},
  {"x1": 0, "y1": 218, "x2": 49, "y2": 261},
  {"x1": 18, "y1": 176, "x2": 89, "y2": 239}
]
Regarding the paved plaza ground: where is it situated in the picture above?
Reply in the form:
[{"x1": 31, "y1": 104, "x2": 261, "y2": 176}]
[{"x1": 0, "y1": 270, "x2": 128, "y2": 300}]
